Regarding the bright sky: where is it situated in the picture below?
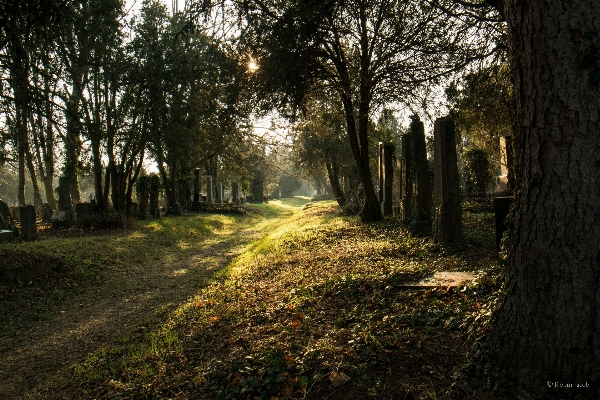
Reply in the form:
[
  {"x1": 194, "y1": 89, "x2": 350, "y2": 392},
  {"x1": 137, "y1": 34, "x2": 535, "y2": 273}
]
[{"x1": 125, "y1": 0, "x2": 186, "y2": 17}]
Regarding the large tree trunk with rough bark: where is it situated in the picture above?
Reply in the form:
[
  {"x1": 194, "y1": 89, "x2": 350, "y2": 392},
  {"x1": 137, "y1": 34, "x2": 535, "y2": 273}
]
[
  {"x1": 490, "y1": 0, "x2": 600, "y2": 394},
  {"x1": 325, "y1": 159, "x2": 346, "y2": 208}
]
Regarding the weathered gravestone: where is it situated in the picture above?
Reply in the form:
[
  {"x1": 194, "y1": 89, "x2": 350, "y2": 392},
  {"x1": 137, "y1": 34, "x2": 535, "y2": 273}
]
[
  {"x1": 0, "y1": 200, "x2": 16, "y2": 242},
  {"x1": 232, "y1": 182, "x2": 240, "y2": 204},
  {"x1": 497, "y1": 135, "x2": 515, "y2": 192},
  {"x1": 20, "y1": 205, "x2": 37, "y2": 241},
  {"x1": 57, "y1": 177, "x2": 73, "y2": 211},
  {"x1": 217, "y1": 182, "x2": 224, "y2": 203},
  {"x1": 411, "y1": 117, "x2": 432, "y2": 235},
  {"x1": 433, "y1": 117, "x2": 462, "y2": 242},
  {"x1": 206, "y1": 175, "x2": 214, "y2": 204},
  {"x1": 57, "y1": 176, "x2": 74, "y2": 224},
  {"x1": 41, "y1": 203, "x2": 53, "y2": 222},
  {"x1": 400, "y1": 133, "x2": 414, "y2": 222},
  {"x1": 394, "y1": 158, "x2": 402, "y2": 217},
  {"x1": 378, "y1": 142, "x2": 394, "y2": 216}
]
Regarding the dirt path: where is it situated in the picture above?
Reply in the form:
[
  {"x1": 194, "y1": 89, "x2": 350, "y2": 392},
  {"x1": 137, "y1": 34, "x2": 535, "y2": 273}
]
[{"x1": 0, "y1": 214, "x2": 277, "y2": 399}]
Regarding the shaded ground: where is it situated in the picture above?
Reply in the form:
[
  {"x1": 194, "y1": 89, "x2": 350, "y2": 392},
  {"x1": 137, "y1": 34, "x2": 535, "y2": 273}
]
[
  {"x1": 0, "y1": 201, "x2": 300, "y2": 399},
  {"x1": 71, "y1": 201, "x2": 519, "y2": 399},
  {"x1": 1, "y1": 199, "x2": 547, "y2": 399}
]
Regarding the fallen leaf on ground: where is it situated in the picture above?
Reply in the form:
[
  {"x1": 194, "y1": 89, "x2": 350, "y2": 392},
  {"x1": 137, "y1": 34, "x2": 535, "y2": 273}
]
[{"x1": 329, "y1": 371, "x2": 351, "y2": 387}]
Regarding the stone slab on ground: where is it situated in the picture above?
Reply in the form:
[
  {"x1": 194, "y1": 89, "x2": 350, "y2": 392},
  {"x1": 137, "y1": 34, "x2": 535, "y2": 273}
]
[{"x1": 401, "y1": 271, "x2": 475, "y2": 288}]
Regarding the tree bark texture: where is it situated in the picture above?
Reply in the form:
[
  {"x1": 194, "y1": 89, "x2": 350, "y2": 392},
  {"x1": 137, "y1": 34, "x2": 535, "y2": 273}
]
[
  {"x1": 490, "y1": 0, "x2": 600, "y2": 393},
  {"x1": 325, "y1": 159, "x2": 346, "y2": 208}
]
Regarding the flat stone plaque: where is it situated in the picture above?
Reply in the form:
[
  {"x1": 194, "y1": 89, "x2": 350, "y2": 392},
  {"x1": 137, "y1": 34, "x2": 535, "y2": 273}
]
[{"x1": 401, "y1": 271, "x2": 475, "y2": 288}]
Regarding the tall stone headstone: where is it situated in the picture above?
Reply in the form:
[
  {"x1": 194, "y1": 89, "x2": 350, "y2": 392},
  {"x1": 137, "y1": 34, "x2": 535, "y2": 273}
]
[
  {"x1": 20, "y1": 205, "x2": 37, "y2": 241},
  {"x1": 41, "y1": 203, "x2": 53, "y2": 222},
  {"x1": 206, "y1": 175, "x2": 214, "y2": 204},
  {"x1": 401, "y1": 134, "x2": 414, "y2": 222},
  {"x1": 393, "y1": 158, "x2": 402, "y2": 217},
  {"x1": 232, "y1": 182, "x2": 239, "y2": 203},
  {"x1": 497, "y1": 135, "x2": 515, "y2": 192},
  {"x1": 194, "y1": 169, "x2": 201, "y2": 203},
  {"x1": 217, "y1": 182, "x2": 223, "y2": 203},
  {"x1": 412, "y1": 117, "x2": 432, "y2": 235},
  {"x1": 433, "y1": 117, "x2": 462, "y2": 242},
  {"x1": 378, "y1": 143, "x2": 394, "y2": 216},
  {"x1": 57, "y1": 177, "x2": 72, "y2": 211}
]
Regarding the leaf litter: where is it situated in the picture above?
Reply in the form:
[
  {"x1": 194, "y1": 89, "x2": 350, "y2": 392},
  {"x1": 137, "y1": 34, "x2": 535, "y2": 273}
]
[{"x1": 3, "y1": 199, "x2": 528, "y2": 399}]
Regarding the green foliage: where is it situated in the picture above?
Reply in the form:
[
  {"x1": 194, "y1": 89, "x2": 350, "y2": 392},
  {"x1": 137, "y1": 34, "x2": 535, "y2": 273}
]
[
  {"x1": 462, "y1": 148, "x2": 493, "y2": 195},
  {"x1": 446, "y1": 64, "x2": 512, "y2": 168},
  {"x1": 277, "y1": 175, "x2": 301, "y2": 198}
]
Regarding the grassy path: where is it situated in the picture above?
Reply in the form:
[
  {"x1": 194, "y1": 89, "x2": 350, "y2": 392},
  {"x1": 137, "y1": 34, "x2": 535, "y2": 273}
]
[
  {"x1": 60, "y1": 200, "x2": 505, "y2": 400},
  {"x1": 0, "y1": 198, "x2": 309, "y2": 399}
]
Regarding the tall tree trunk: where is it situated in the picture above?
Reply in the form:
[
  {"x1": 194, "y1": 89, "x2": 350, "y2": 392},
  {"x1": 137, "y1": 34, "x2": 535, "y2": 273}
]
[
  {"x1": 25, "y1": 146, "x2": 39, "y2": 196},
  {"x1": 64, "y1": 80, "x2": 83, "y2": 206},
  {"x1": 331, "y1": 23, "x2": 381, "y2": 223},
  {"x1": 34, "y1": 73, "x2": 57, "y2": 209},
  {"x1": 490, "y1": 0, "x2": 600, "y2": 393},
  {"x1": 325, "y1": 159, "x2": 346, "y2": 207}
]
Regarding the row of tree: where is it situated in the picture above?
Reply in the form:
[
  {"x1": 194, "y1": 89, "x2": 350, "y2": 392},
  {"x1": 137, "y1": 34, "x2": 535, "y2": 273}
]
[
  {"x1": 3, "y1": 0, "x2": 599, "y2": 390},
  {"x1": 0, "y1": 0, "x2": 275, "y2": 214}
]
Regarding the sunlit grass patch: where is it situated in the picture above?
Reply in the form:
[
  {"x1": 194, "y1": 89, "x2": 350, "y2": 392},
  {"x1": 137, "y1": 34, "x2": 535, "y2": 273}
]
[{"x1": 70, "y1": 200, "x2": 504, "y2": 399}]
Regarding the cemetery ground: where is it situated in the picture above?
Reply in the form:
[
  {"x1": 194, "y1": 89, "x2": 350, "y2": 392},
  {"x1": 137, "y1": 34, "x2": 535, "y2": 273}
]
[{"x1": 0, "y1": 198, "x2": 526, "y2": 400}]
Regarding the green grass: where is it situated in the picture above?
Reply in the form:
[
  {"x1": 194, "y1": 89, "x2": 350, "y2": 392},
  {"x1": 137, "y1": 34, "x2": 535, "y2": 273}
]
[
  {"x1": 65, "y1": 200, "x2": 512, "y2": 399},
  {"x1": 0, "y1": 198, "x2": 309, "y2": 333}
]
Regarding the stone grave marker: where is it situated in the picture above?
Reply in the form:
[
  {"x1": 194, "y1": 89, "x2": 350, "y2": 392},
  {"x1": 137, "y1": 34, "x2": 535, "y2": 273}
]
[
  {"x1": 378, "y1": 142, "x2": 394, "y2": 216},
  {"x1": 400, "y1": 133, "x2": 414, "y2": 222},
  {"x1": 412, "y1": 117, "x2": 432, "y2": 235},
  {"x1": 433, "y1": 117, "x2": 462, "y2": 242},
  {"x1": 20, "y1": 205, "x2": 37, "y2": 241},
  {"x1": 217, "y1": 182, "x2": 223, "y2": 203},
  {"x1": 232, "y1": 182, "x2": 240, "y2": 203},
  {"x1": 401, "y1": 271, "x2": 475, "y2": 289},
  {"x1": 206, "y1": 175, "x2": 214, "y2": 204},
  {"x1": 57, "y1": 176, "x2": 73, "y2": 211},
  {"x1": 41, "y1": 203, "x2": 53, "y2": 222},
  {"x1": 57, "y1": 176, "x2": 74, "y2": 224}
]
